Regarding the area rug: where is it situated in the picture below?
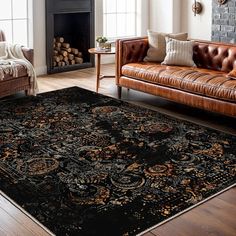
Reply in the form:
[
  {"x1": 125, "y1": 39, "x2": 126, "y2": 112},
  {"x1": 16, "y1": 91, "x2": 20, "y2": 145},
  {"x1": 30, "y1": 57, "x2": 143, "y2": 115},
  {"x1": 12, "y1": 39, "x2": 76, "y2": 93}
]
[{"x1": 0, "y1": 87, "x2": 235, "y2": 236}]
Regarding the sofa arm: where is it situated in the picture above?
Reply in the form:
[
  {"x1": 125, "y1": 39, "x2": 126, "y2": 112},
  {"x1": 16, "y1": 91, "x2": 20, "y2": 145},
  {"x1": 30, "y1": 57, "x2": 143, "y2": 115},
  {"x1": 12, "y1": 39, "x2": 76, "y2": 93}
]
[
  {"x1": 22, "y1": 47, "x2": 34, "y2": 65},
  {"x1": 116, "y1": 37, "x2": 148, "y2": 81}
]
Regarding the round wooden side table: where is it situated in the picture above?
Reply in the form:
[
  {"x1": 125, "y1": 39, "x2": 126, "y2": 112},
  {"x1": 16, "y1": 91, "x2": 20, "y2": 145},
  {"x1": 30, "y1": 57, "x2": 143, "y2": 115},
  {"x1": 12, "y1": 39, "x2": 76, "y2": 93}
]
[{"x1": 88, "y1": 47, "x2": 116, "y2": 92}]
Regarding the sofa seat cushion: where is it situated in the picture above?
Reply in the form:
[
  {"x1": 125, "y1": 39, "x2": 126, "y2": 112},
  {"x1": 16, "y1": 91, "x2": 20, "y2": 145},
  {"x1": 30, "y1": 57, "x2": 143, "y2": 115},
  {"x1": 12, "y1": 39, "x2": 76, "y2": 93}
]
[
  {"x1": 1, "y1": 64, "x2": 28, "y2": 81},
  {"x1": 121, "y1": 62, "x2": 236, "y2": 102}
]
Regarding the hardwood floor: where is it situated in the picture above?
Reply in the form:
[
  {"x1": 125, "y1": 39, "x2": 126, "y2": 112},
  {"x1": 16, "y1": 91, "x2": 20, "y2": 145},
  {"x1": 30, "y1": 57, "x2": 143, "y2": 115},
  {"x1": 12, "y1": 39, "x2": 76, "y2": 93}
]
[
  {"x1": 147, "y1": 188, "x2": 236, "y2": 236},
  {"x1": 0, "y1": 192, "x2": 53, "y2": 236},
  {"x1": 0, "y1": 64, "x2": 235, "y2": 236}
]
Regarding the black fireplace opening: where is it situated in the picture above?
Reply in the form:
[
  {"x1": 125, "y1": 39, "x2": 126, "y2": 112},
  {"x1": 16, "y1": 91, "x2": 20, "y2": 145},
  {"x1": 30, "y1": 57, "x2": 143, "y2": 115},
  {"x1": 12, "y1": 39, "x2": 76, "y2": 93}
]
[
  {"x1": 54, "y1": 13, "x2": 91, "y2": 63},
  {"x1": 46, "y1": 0, "x2": 95, "y2": 74}
]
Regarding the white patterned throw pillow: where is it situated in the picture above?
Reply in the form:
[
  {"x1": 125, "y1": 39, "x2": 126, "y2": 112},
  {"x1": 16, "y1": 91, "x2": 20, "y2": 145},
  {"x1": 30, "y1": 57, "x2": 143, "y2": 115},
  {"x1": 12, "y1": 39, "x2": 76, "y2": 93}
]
[{"x1": 161, "y1": 38, "x2": 196, "y2": 67}]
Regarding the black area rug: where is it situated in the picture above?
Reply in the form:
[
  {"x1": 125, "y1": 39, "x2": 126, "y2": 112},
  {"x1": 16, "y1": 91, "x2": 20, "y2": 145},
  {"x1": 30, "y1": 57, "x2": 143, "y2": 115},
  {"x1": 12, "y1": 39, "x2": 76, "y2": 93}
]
[{"x1": 0, "y1": 87, "x2": 235, "y2": 236}]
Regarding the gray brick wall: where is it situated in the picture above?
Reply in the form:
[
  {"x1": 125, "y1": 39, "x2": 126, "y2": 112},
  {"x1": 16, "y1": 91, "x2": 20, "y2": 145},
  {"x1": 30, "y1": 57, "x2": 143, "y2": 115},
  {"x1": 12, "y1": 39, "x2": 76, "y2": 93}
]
[{"x1": 212, "y1": 0, "x2": 236, "y2": 43}]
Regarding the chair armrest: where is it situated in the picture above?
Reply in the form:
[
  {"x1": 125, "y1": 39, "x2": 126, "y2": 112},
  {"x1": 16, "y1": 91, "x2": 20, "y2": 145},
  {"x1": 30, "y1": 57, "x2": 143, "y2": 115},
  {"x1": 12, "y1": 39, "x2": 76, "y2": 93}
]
[
  {"x1": 0, "y1": 29, "x2": 6, "y2": 41},
  {"x1": 116, "y1": 37, "x2": 148, "y2": 82},
  {"x1": 0, "y1": 29, "x2": 33, "y2": 65},
  {"x1": 22, "y1": 47, "x2": 34, "y2": 65}
]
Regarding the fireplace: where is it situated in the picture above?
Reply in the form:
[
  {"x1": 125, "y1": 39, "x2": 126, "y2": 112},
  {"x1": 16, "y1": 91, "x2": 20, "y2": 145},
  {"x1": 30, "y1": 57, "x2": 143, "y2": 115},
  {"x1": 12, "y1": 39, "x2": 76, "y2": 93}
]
[{"x1": 46, "y1": 0, "x2": 95, "y2": 74}]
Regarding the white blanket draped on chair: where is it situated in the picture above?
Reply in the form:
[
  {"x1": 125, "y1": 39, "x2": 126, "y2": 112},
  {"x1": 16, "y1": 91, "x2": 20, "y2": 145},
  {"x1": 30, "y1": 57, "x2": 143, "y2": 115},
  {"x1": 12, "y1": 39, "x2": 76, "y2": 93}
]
[{"x1": 0, "y1": 42, "x2": 38, "y2": 95}]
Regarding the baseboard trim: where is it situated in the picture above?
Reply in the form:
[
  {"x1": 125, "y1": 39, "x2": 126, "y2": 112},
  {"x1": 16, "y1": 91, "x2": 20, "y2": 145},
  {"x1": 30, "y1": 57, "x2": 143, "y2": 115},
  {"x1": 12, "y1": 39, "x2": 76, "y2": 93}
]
[{"x1": 35, "y1": 66, "x2": 47, "y2": 76}]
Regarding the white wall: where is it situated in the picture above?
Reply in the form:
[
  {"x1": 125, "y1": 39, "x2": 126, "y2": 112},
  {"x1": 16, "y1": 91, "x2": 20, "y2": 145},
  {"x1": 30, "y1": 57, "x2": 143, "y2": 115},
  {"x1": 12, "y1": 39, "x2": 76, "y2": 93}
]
[
  {"x1": 149, "y1": 0, "x2": 212, "y2": 40},
  {"x1": 149, "y1": 0, "x2": 181, "y2": 33},
  {"x1": 137, "y1": 0, "x2": 150, "y2": 36},
  {"x1": 32, "y1": 0, "x2": 46, "y2": 75},
  {"x1": 181, "y1": 0, "x2": 212, "y2": 40}
]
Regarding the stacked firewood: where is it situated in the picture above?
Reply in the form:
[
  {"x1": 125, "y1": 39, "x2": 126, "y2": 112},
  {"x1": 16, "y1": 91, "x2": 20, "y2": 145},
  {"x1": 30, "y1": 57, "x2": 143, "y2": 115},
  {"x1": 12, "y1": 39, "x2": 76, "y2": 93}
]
[{"x1": 53, "y1": 37, "x2": 83, "y2": 67}]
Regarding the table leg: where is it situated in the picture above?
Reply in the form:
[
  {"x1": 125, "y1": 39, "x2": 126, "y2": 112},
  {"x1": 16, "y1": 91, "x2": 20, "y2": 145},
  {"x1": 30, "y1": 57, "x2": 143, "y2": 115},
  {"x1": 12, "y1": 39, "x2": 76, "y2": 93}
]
[{"x1": 96, "y1": 54, "x2": 101, "y2": 92}]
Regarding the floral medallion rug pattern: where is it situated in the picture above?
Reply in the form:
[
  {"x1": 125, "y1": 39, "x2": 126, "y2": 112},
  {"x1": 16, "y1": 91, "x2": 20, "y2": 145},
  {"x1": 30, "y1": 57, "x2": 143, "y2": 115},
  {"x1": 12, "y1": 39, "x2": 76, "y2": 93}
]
[{"x1": 0, "y1": 87, "x2": 235, "y2": 236}]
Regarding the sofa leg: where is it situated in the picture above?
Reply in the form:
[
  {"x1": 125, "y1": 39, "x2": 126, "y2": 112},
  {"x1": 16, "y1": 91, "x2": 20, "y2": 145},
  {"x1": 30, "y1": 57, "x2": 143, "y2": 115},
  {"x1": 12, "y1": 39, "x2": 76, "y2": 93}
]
[{"x1": 117, "y1": 86, "x2": 122, "y2": 99}]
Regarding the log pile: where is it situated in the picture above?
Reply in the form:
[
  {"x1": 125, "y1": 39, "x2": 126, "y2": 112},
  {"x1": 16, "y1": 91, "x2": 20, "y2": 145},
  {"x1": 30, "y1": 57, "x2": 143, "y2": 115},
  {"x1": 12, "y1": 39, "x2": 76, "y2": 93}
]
[{"x1": 53, "y1": 37, "x2": 83, "y2": 67}]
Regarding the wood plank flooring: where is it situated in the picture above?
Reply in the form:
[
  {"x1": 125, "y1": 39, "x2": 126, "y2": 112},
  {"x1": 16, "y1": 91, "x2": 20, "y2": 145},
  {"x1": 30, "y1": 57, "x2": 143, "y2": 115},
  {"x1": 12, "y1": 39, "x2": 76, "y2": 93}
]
[
  {"x1": 0, "y1": 64, "x2": 235, "y2": 236},
  {"x1": 0, "y1": 192, "x2": 53, "y2": 236}
]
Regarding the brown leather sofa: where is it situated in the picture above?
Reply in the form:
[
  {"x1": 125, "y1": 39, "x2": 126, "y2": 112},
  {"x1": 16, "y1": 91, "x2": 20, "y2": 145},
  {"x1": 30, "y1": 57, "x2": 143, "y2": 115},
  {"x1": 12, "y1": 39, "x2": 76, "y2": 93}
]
[
  {"x1": 0, "y1": 29, "x2": 33, "y2": 98},
  {"x1": 116, "y1": 37, "x2": 236, "y2": 117}
]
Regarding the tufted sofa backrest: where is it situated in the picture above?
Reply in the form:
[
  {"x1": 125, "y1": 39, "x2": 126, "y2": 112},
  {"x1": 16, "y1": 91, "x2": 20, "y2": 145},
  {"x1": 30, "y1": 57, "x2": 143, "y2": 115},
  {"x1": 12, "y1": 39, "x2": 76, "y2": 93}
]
[
  {"x1": 0, "y1": 29, "x2": 6, "y2": 41},
  {"x1": 193, "y1": 40, "x2": 236, "y2": 73}
]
